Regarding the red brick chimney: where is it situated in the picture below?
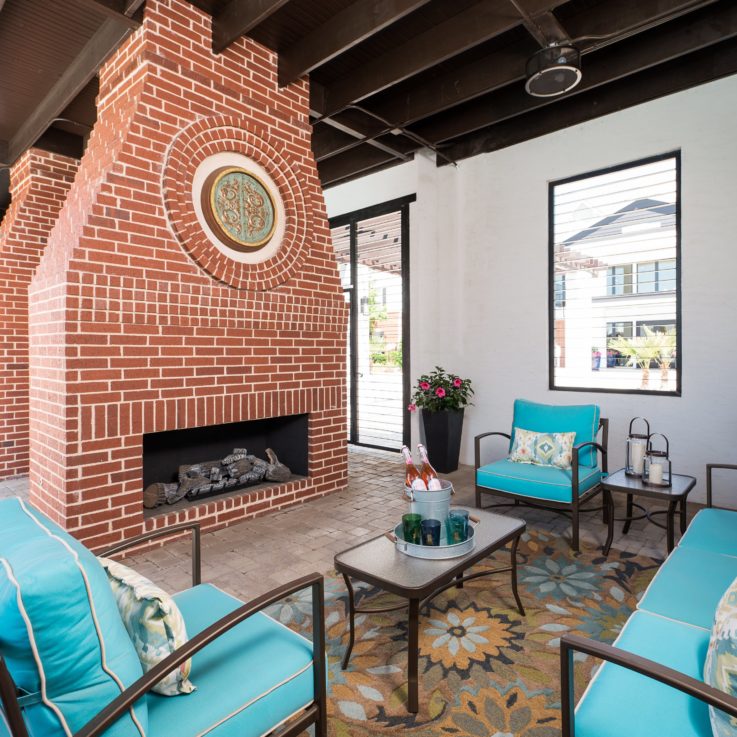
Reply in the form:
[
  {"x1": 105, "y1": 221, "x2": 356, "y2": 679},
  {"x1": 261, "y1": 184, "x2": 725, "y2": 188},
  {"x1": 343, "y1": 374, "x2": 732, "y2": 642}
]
[
  {"x1": 28, "y1": 0, "x2": 347, "y2": 548},
  {"x1": 0, "y1": 149, "x2": 79, "y2": 480}
]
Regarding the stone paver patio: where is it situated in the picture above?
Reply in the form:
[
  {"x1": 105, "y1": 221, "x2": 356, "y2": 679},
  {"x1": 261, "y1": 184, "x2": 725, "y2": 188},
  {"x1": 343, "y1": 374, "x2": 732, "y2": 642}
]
[{"x1": 0, "y1": 446, "x2": 683, "y2": 601}]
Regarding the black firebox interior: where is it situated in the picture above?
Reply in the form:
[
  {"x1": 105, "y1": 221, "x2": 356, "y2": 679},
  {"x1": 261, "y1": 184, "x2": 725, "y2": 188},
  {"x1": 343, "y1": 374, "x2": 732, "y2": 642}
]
[{"x1": 142, "y1": 413, "x2": 309, "y2": 490}]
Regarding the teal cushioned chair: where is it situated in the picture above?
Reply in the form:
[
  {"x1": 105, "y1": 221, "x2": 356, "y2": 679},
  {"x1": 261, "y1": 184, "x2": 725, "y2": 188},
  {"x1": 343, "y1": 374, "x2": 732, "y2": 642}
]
[
  {"x1": 0, "y1": 498, "x2": 327, "y2": 737},
  {"x1": 475, "y1": 399, "x2": 612, "y2": 553}
]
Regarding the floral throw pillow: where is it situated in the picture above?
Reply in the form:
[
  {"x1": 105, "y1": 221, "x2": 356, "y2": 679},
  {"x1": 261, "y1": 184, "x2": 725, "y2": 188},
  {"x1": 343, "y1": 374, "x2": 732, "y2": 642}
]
[
  {"x1": 509, "y1": 427, "x2": 577, "y2": 470},
  {"x1": 99, "y1": 557, "x2": 195, "y2": 696},
  {"x1": 705, "y1": 578, "x2": 737, "y2": 737}
]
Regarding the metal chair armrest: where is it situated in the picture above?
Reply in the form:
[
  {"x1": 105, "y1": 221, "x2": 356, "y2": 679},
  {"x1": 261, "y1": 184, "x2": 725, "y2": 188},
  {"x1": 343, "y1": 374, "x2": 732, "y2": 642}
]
[
  {"x1": 96, "y1": 522, "x2": 202, "y2": 586},
  {"x1": 560, "y1": 633, "x2": 737, "y2": 737},
  {"x1": 74, "y1": 572, "x2": 326, "y2": 737},
  {"x1": 474, "y1": 431, "x2": 512, "y2": 468},
  {"x1": 571, "y1": 442, "x2": 608, "y2": 499},
  {"x1": 706, "y1": 463, "x2": 737, "y2": 508}
]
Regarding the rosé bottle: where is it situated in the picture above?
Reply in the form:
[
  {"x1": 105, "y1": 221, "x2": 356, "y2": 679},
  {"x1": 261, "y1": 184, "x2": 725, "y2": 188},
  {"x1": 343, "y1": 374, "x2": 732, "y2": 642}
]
[
  {"x1": 418, "y1": 444, "x2": 442, "y2": 490},
  {"x1": 401, "y1": 445, "x2": 427, "y2": 491}
]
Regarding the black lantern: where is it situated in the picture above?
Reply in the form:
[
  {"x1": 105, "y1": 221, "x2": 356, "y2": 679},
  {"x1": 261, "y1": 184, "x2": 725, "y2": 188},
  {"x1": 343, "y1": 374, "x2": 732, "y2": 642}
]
[
  {"x1": 643, "y1": 433, "x2": 672, "y2": 487},
  {"x1": 625, "y1": 417, "x2": 650, "y2": 477}
]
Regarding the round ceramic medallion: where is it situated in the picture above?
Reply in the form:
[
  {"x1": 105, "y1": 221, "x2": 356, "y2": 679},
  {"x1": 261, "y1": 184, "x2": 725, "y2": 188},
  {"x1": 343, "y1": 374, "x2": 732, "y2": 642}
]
[{"x1": 202, "y1": 166, "x2": 276, "y2": 251}]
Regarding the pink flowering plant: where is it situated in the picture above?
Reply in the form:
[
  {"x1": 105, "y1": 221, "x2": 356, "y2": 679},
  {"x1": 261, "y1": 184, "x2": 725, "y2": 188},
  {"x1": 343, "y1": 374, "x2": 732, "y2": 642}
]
[{"x1": 408, "y1": 366, "x2": 473, "y2": 413}]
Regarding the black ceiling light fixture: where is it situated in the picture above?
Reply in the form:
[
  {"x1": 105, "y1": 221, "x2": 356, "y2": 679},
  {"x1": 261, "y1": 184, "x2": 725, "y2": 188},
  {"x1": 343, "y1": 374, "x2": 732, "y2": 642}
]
[{"x1": 525, "y1": 44, "x2": 582, "y2": 97}]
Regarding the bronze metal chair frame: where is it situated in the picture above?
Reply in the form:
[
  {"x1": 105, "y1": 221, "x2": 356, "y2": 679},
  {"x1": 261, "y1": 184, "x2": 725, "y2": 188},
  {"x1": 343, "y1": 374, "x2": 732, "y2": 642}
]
[
  {"x1": 706, "y1": 463, "x2": 737, "y2": 508},
  {"x1": 475, "y1": 418, "x2": 613, "y2": 554},
  {"x1": 560, "y1": 632, "x2": 737, "y2": 737},
  {"x1": 0, "y1": 523, "x2": 327, "y2": 737}
]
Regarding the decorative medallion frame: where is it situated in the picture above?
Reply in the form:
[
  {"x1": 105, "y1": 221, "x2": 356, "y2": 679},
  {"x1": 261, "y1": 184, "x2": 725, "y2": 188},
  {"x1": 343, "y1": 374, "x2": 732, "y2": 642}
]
[{"x1": 162, "y1": 115, "x2": 311, "y2": 291}]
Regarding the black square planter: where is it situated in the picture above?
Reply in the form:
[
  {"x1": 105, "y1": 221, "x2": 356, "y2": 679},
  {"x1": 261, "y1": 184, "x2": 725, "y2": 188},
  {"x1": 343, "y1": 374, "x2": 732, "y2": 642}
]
[{"x1": 421, "y1": 408, "x2": 464, "y2": 474}]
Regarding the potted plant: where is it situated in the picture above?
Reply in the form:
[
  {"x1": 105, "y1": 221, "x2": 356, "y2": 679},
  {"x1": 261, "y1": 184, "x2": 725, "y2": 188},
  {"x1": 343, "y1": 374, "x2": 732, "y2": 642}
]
[{"x1": 408, "y1": 366, "x2": 474, "y2": 473}]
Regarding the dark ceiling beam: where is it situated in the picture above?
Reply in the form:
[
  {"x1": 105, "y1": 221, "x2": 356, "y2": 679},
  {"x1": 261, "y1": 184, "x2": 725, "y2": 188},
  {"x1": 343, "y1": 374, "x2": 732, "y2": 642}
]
[
  {"x1": 3, "y1": 18, "x2": 135, "y2": 167},
  {"x1": 314, "y1": 0, "x2": 569, "y2": 119},
  {"x1": 314, "y1": 109, "x2": 413, "y2": 161},
  {"x1": 212, "y1": 0, "x2": 292, "y2": 54},
  {"x1": 352, "y1": 0, "x2": 718, "y2": 132},
  {"x1": 508, "y1": 0, "x2": 570, "y2": 46},
  {"x1": 278, "y1": 0, "x2": 432, "y2": 87},
  {"x1": 318, "y1": 145, "x2": 405, "y2": 187},
  {"x1": 33, "y1": 129, "x2": 86, "y2": 161},
  {"x1": 416, "y1": 0, "x2": 737, "y2": 144},
  {"x1": 562, "y1": 0, "x2": 718, "y2": 51},
  {"x1": 440, "y1": 36, "x2": 737, "y2": 163},
  {"x1": 73, "y1": 0, "x2": 140, "y2": 25}
]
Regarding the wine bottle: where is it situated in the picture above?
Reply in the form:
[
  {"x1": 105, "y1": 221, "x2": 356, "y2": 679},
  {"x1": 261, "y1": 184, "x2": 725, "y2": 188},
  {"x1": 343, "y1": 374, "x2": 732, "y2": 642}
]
[
  {"x1": 418, "y1": 444, "x2": 442, "y2": 490},
  {"x1": 401, "y1": 445, "x2": 427, "y2": 491}
]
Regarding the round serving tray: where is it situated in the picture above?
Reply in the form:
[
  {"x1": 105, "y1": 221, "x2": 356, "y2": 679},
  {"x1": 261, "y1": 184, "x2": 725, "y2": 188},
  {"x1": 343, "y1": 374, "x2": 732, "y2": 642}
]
[{"x1": 387, "y1": 517, "x2": 478, "y2": 560}]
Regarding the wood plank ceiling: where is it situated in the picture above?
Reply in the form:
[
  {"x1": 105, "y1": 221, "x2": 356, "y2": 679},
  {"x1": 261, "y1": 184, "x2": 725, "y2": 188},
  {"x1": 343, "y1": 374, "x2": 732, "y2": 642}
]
[{"x1": 1, "y1": 0, "x2": 737, "y2": 218}]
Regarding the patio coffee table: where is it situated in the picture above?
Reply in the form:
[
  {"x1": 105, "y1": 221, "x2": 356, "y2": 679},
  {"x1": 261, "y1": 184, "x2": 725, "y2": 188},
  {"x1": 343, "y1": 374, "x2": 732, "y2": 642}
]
[
  {"x1": 333, "y1": 508, "x2": 525, "y2": 713},
  {"x1": 602, "y1": 468, "x2": 697, "y2": 553}
]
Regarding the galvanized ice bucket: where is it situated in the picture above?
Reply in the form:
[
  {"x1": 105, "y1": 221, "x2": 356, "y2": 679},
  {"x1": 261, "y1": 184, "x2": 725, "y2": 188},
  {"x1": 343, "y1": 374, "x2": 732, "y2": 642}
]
[{"x1": 404, "y1": 479, "x2": 454, "y2": 521}]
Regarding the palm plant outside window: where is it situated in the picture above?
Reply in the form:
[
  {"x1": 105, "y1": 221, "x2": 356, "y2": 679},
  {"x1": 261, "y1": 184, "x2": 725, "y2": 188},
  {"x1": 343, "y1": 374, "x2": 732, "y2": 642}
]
[{"x1": 549, "y1": 153, "x2": 681, "y2": 395}]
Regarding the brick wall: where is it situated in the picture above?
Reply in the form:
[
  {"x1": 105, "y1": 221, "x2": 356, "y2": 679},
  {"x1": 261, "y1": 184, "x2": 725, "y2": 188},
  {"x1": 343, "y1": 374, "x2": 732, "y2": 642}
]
[
  {"x1": 0, "y1": 149, "x2": 79, "y2": 480},
  {"x1": 28, "y1": 0, "x2": 348, "y2": 548}
]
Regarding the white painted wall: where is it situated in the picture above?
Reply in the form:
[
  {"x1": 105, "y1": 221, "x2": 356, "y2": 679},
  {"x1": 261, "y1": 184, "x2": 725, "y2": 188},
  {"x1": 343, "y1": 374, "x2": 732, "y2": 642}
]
[{"x1": 326, "y1": 75, "x2": 737, "y2": 500}]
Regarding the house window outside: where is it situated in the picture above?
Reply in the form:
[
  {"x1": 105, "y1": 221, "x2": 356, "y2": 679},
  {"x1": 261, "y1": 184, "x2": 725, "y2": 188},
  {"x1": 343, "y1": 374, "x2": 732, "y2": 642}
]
[{"x1": 550, "y1": 153, "x2": 681, "y2": 394}]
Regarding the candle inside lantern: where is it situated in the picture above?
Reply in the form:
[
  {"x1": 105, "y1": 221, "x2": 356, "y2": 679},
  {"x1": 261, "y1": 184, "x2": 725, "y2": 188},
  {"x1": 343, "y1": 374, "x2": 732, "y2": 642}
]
[
  {"x1": 649, "y1": 462, "x2": 664, "y2": 484},
  {"x1": 630, "y1": 440, "x2": 646, "y2": 475}
]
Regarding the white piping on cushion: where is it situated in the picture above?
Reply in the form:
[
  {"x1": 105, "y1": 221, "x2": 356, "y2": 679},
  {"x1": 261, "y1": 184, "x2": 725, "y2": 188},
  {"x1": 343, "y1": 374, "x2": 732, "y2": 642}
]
[
  {"x1": 196, "y1": 662, "x2": 312, "y2": 737},
  {"x1": 0, "y1": 557, "x2": 72, "y2": 737},
  {"x1": 207, "y1": 583, "x2": 315, "y2": 647},
  {"x1": 574, "y1": 608, "x2": 708, "y2": 715},
  {"x1": 678, "y1": 509, "x2": 737, "y2": 558},
  {"x1": 17, "y1": 500, "x2": 146, "y2": 737},
  {"x1": 0, "y1": 703, "x2": 10, "y2": 735}
]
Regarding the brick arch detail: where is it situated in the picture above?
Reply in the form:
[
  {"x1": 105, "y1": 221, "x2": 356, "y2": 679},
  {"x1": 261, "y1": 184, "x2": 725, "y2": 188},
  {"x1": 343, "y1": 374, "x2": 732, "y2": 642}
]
[{"x1": 163, "y1": 115, "x2": 311, "y2": 291}]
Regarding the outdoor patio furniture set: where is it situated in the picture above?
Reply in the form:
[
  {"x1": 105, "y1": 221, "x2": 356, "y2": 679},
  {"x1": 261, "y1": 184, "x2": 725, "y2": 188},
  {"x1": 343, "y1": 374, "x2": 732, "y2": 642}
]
[{"x1": 0, "y1": 403, "x2": 734, "y2": 737}]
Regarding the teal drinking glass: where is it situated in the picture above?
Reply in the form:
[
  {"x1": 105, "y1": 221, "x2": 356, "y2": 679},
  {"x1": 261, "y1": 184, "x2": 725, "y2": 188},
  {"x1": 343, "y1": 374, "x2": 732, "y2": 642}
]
[
  {"x1": 446, "y1": 509, "x2": 469, "y2": 544},
  {"x1": 421, "y1": 518, "x2": 441, "y2": 546}
]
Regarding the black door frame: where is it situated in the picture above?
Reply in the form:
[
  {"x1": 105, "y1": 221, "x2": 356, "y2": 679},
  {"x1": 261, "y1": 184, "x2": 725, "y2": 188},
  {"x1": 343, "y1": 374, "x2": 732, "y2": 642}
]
[{"x1": 329, "y1": 194, "x2": 416, "y2": 451}]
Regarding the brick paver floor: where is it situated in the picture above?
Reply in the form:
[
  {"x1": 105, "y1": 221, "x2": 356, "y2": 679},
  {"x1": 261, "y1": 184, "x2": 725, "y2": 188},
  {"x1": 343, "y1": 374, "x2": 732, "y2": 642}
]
[{"x1": 0, "y1": 445, "x2": 690, "y2": 600}]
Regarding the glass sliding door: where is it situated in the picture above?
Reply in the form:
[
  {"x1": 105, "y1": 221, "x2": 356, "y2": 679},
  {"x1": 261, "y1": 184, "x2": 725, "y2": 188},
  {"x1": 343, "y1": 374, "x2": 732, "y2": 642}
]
[{"x1": 330, "y1": 195, "x2": 414, "y2": 450}]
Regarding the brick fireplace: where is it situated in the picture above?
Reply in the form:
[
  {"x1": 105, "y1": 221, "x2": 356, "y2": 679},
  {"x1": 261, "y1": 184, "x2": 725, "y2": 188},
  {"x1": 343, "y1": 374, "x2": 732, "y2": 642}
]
[{"x1": 27, "y1": 0, "x2": 348, "y2": 548}]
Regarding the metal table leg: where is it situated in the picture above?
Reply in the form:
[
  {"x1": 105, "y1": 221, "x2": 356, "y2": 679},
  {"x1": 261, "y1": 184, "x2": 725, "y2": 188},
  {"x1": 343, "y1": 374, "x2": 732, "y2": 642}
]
[
  {"x1": 602, "y1": 489, "x2": 614, "y2": 557},
  {"x1": 667, "y1": 499, "x2": 678, "y2": 553},
  {"x1": 407, "y1": 598, "x2": 420, "y2": 713},
  {"x1": 622, "y1": 493, "x2": 634, "y2": 534},
  {"x1": 510, "y1": 533, "x2": 525, "y2": 616},
  {"x1": 680, "y1": 497, "x2": 688, "y2": 534},
  {"x1": 341, "y1": 573, "x2": 356, "y2": 670}
]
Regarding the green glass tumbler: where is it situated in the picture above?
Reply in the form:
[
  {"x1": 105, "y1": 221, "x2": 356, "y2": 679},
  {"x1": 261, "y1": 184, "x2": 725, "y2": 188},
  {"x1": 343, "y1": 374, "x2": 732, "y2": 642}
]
[
  {"x1": 402, "y1": 513, "x2": 422, "y2": 545},
  {"x1": 446, "y1": 509, "x2": 469, "y2": 544}
]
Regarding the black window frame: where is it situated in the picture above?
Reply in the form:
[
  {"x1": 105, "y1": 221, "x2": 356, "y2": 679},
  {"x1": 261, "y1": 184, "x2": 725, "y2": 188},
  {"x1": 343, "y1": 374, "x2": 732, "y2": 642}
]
[{"x1": 548, "y1": 151, "x2": 682, "y2": 397}]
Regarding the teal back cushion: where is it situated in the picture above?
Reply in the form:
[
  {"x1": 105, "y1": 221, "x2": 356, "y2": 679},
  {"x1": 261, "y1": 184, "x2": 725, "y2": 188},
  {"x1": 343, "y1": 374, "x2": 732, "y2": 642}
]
[
  {"x1": 0, "y1": 498, "x2": 147, "y2": 737},
  {"x1": 511, "y1": 399, "x2": 601, "y2": 467}
]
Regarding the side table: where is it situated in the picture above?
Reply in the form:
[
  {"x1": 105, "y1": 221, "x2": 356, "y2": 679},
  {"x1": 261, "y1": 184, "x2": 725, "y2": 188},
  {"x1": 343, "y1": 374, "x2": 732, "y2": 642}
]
[{"x1": 601, "y1": 468, "x2": 697, "y2": 553}]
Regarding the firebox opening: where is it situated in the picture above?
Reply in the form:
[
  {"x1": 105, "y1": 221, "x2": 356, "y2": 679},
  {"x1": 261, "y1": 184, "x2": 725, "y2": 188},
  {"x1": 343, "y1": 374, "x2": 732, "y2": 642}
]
[{"x1": 142, "y1": 414, "x2": 308, "y2": 515}]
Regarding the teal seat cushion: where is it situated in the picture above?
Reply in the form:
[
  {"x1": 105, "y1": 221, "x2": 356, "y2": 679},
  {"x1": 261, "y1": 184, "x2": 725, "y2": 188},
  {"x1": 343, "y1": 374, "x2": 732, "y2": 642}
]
[
  {"x1": 476, "y1": 458, "x2": 601, "y2": 503},
  {"x1": 575, "y1": 610, "x2": 712, "y2": 737},
  {"x1": 0, "y1": 498, "x2": 146, "y2": 737},
  {"x1": 511, "y1": 399, "x2": 600, "y2": 467},
  {"x1": 148, "y1": 584, "x2": 315, "y2": 737},
  {"x1": 680, "y1": 508, "x2": 737, "y2": 557},
  {"x1": 638, "y1": 546, "x2": 737, "y2": 629}
]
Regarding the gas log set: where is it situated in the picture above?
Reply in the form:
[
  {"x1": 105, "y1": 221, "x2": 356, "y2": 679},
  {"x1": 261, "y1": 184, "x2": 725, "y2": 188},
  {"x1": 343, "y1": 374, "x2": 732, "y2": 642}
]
[{"x1": 143, "y1": 448, "x2": 291, "y2": 509}]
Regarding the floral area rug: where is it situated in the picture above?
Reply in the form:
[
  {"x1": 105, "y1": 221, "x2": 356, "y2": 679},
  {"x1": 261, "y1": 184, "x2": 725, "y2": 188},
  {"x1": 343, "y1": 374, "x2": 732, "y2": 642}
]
[{"x1": 266, "y1": 527, "x2": 662, "y2": 737}]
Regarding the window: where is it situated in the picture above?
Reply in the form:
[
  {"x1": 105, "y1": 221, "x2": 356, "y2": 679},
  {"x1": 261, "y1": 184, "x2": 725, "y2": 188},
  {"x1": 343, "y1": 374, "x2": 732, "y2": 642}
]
[
  {"x1": 550, "y1": 153, "x2": 681, "y2": 394},
  {"x1": 606, "y1": 265, "x2": 633, "y2": 295}
]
